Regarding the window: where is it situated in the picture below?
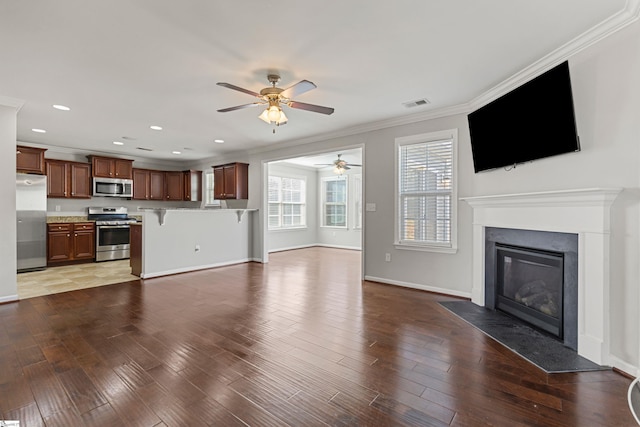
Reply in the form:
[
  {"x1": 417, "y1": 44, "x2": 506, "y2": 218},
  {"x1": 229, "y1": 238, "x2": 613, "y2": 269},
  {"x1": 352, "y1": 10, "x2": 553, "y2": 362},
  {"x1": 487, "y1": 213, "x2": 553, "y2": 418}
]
[
  {"x1": 395, "y1": 129, "x2": 457, "y2": 253},
  {"x1": 268, "y1": 176, "x2": 306, "y2": 229},
  {"x1": 203, "y1": 169, "x2": 220, "y2": 207},
  {"x1": 322, "y1": 176, "x2": 348, "y2": 228}
]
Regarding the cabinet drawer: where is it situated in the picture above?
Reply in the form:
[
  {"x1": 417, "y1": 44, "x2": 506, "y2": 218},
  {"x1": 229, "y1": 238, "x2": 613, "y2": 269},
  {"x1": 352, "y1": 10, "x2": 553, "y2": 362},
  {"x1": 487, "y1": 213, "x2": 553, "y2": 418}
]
[
  {"x1": 48, "y1": 223, "x2": 72, "y2": 232},
  {"x1": 74, "y1": 223, "x2": 94, "y2": 231}
]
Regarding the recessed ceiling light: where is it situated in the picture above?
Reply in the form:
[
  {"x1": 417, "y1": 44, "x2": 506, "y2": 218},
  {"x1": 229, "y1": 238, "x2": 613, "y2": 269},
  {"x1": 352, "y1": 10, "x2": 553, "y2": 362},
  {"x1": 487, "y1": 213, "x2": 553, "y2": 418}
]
[
  {"x1": 150, "y1": 125, "x2": 162, "y2": 131},
  {"x1": 32, "y1": 128, "x2": 46, "y2": 133},
  {"x1": 53, "y1": 104, "x2": 70, "y2": 111},
  {"x1": 113, "y1": 141, "x2": 124, "y2": 145},
  {"x1": 172, "y1": 151, "x2": 181, "y2": 155},
  {"x1": 214, "y1": 139, "x2": 224, "y2": 144}
]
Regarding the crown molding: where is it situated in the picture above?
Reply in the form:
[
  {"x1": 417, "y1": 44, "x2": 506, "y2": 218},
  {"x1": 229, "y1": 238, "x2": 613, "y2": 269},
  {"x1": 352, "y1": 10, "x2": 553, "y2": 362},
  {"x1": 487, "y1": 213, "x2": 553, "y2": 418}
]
[
  {"x1": 0, "y1": 95, "x2": 25, "y2": 111},
  {"x1": 469, "y1": 0, "x2": 640, "y2": 111}
]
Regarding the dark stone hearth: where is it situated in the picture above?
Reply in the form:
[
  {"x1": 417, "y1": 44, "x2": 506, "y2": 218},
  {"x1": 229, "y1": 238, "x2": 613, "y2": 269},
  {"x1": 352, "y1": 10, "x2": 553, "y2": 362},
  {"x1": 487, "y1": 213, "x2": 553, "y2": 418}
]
[{"x1": 439, "y1": 301, "x2": 606, "y2": 373}]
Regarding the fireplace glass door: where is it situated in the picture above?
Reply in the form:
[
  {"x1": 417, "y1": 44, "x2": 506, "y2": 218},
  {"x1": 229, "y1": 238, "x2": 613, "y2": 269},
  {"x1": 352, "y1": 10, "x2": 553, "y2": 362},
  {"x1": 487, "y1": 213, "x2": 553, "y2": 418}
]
[{"x1": 496, "y1": 243, "x2": 564, "y2": 338}]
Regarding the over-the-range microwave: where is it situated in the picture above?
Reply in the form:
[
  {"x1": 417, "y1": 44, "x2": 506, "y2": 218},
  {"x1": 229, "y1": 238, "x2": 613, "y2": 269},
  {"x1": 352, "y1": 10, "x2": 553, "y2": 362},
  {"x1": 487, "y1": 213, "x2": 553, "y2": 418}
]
[{"x1": 93, "y1": 177, "x2": 133, "y2": 198}]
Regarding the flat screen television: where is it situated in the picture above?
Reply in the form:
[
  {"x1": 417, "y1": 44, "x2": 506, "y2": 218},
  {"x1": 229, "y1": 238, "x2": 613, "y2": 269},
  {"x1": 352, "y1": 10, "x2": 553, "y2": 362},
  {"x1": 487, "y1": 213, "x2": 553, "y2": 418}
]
[{"x1": 467, "y1": 61, "x2": 580, "y2": 173}]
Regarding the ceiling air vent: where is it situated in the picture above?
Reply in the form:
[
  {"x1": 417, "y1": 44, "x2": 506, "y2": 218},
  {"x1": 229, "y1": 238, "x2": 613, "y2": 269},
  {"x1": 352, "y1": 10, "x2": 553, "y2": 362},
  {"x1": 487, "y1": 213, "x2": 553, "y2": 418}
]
[{"x1": 402, "y1": 98, "x2": 431, "y2": 108}]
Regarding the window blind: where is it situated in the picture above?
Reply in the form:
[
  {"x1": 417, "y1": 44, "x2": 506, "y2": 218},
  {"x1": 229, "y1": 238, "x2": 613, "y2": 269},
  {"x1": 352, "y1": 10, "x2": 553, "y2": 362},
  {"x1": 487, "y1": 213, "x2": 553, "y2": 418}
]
[{"x1": 398, "y1": 138, "x2": 453, "y2": 245}]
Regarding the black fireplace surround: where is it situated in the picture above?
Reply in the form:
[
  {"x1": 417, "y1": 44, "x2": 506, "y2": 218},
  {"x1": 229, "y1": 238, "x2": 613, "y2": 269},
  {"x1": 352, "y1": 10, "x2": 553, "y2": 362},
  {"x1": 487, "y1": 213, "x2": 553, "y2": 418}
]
[{"x1": 485, "y1": 227, "x2": 578, "y2": 350}]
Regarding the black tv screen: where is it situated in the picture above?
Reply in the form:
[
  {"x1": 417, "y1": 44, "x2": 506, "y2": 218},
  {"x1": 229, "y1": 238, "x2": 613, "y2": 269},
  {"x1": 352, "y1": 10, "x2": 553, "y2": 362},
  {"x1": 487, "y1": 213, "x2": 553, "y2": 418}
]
[{"x1": 467, "y1": 61, "x2": 580, "y2": 173}]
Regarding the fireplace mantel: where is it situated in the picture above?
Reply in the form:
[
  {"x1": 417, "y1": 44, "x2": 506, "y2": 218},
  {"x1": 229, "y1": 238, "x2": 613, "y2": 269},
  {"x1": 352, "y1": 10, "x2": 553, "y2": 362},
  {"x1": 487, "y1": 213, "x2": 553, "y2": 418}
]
[{"x1": 461, "y1": 188, "x2": 622, "y2": 365}]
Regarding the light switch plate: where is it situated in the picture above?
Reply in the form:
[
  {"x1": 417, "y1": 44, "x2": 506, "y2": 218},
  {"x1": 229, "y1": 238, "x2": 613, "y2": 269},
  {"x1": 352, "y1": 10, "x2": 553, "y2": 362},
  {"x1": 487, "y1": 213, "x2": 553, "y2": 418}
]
[{"x1": 365, "y1": 203, "x2": 377, "y2": 212}]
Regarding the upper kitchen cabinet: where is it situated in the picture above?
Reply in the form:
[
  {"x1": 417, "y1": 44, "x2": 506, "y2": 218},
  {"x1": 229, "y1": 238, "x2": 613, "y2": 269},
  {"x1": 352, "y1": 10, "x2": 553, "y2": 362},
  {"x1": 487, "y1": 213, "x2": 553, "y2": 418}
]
[
  {"x1": 88, "y1": 156, "x2": 133, "y2": 179},
  {"x1": 46, "y1": 160, "x2": 91, "y2": 199},
  {"x1": 16, "y1": 145, "x2": 47, "y2": 174},
  {"x1": 133, "y1": 168, "x2": 169, "y2": 201},
  {"x1": 164, "y1": 171, "x2": 184, "y2": 201},
  {"x1": 213, "y1": 162, "x2": 249, "y2": 200}
]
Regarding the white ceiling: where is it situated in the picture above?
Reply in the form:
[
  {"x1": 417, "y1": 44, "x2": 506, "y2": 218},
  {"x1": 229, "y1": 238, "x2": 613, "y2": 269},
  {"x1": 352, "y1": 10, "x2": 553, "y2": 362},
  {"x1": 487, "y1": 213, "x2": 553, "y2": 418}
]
[{"x1": 0, "y1": 1, "x2": 630, "y2": 163}]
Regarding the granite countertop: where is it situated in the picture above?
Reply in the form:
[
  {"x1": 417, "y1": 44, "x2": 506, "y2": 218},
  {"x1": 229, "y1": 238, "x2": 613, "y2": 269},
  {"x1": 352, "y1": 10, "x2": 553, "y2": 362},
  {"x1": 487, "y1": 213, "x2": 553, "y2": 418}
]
[
  {"x1": 47, "y1": 216, "x2": 93, "y2": 223},
  {"x1": 46, "y1": 215, "x2": 142, "y2": 223}
]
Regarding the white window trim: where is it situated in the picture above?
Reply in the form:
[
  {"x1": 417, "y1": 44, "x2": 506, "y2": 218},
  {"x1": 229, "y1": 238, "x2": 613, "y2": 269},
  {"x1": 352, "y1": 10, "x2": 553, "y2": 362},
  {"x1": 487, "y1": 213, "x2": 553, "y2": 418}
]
[
  {"x1": 268, "y1": 174, "x2": 307, "y2": 230},
  {"x1": 203, "y1": 169, "x2": 221, "y2": 207},
  {"x1": 394, "y1": 129, "x2": 458, "y2": 254},
  {"x1": 320, "y1": 175, "x2": 348, "y2": 229}
]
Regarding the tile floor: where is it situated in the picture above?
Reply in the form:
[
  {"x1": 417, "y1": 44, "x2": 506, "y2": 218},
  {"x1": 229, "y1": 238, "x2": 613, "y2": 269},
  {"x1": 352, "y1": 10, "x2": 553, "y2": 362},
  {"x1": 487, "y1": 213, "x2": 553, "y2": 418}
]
[{"x1": 17, "y1": 260, "x2": 138, "y2": 299}]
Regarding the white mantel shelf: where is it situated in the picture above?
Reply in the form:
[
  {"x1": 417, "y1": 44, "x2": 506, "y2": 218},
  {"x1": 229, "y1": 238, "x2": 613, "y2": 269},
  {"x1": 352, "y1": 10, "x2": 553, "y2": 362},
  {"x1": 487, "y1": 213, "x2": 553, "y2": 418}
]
[
  {"x1": 461, "y1": 188, "x2": 622, "y2": 208},
  {"x1": 461, "y1": 187, "x2": 623, "y2": 366}
]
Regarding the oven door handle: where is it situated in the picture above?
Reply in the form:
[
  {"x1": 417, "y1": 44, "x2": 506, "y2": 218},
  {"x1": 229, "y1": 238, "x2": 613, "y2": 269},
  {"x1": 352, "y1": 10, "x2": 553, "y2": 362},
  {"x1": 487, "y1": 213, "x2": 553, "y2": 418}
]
[{"x1": 97, "y1": 225, "x2": 131, "y2": 229}]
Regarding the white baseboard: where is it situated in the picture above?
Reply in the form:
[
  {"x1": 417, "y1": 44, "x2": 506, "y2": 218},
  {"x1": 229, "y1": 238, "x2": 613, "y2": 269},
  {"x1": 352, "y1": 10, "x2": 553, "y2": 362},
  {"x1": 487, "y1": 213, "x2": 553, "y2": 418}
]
[
  {"x1": 140, "y1": 258, "x2": 253, "y2": 279},
  {"x1": 0, "y1": 294, "x2": 19, "y2": 303},
  {"x1": 268, "y1": 244, "x2": 317, "y2": 253},
  {"x1": 316, "y1": 244, "x2": 362, "y2": 251},
  {"x1": 609, "y1": 355, "x2": 640, "y2": 378},
  {"x1": 364, "y1": 275, "x2": 471, "y2": 299}
]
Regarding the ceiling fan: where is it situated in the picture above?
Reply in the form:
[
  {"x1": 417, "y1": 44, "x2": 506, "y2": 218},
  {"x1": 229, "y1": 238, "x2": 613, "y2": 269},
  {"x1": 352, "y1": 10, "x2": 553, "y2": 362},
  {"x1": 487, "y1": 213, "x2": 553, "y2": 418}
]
[
  {"x1": 216, "y1": 74, "x2": 334, "y2": 129},
  {"x1": 316, "y1": 154, "x2": 362, "y2": 175}
]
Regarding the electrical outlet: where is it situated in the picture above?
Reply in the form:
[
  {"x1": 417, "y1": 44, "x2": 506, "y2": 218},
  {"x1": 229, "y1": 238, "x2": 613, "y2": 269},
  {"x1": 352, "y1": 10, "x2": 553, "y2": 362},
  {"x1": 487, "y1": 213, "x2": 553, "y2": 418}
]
[
  {"x1": 385, "y1": 253, "x2": 391, "y2": 262},
  {"x1": 55, "y1": 205, "x2": 61, "y2": 212}
]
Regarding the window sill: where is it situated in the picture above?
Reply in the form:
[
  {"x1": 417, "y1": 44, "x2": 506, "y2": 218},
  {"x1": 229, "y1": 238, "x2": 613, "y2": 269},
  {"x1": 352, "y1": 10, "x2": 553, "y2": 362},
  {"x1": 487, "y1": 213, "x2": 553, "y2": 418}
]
[{"x1": 394, "y1": 242, "x2": 457, "y2": 254}]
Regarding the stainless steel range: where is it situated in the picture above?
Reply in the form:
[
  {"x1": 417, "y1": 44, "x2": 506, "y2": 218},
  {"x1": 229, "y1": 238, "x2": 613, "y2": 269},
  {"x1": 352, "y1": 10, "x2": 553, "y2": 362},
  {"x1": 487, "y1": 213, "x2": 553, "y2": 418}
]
[{"x1": 88, "y1": 207, "x2": 138, "y2": 262}]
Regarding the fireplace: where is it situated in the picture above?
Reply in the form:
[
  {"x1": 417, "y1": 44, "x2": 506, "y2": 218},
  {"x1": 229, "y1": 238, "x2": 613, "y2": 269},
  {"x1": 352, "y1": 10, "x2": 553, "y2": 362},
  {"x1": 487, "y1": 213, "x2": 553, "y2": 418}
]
[
  {"x1": 484, "y1": 227, "x2": 578, "y2": 349},
  {"x1": 495, "y1": 243, "x2": 564, "y2": 338},
  {"x1": 462, "y1": 188, "x2": 621, "y2": 365}
]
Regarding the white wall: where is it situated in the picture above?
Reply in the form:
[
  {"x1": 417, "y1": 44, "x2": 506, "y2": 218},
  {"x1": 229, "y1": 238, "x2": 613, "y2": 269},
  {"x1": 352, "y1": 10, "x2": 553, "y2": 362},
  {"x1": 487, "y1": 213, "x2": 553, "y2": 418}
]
[{"x1": 0, "y1": 104, "x2": 18, "y2": 302}]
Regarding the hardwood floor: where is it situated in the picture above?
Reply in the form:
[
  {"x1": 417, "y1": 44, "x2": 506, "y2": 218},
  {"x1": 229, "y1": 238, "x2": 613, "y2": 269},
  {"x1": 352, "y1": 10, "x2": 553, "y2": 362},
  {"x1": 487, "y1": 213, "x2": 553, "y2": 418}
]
[{"x1": 0, "y1": 247, "x2": 635, "y2": 426}]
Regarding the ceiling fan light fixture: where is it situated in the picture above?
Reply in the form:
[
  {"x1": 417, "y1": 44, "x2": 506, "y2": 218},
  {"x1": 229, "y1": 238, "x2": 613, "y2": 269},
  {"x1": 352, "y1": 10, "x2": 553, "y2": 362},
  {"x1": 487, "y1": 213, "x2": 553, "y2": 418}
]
[
  {"x1": 333, "y1": 165, "x2": 345, "y2": 175},
  {"x1": 258, "y1": 104, "x2": 288, "y2": 125}
]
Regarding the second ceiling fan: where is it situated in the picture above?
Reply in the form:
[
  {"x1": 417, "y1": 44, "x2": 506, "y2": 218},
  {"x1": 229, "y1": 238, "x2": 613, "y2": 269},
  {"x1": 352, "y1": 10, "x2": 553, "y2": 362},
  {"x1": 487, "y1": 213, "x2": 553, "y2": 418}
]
[{"x1": 217, "y1": 74, "x2": 334, "y2": 128}]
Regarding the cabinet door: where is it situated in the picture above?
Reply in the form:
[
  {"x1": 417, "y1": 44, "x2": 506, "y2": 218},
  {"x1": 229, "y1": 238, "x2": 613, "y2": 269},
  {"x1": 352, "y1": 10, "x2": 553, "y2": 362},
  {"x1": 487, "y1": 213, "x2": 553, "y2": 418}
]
[
  {"x1": 70, "y1": 163, "x2": 92, "y2": 198},
  {"x1": 92, "y1": 157, "x2": 114, "y2": 177},
  {"x1": 17, "y1": 146, "x2": 46, "y2": 174},
  {"x1": 114, "y1": 159, "x2": 133, "y2": 179},
  {"x1": 47, "y1": 230, "x2": 71, "y2": 263},
  {"x1": 213, "y1": 166, "x2": 225, "y2": 199},
  {"x1": 165, "y1": 171, "x2": 184, "y2": 200},
  {"x1": 46, "y1": 161, "x2": 68, "y2": 198},
  {"x1": 133, "y1": 169, "x2": 150, "y2": 200},
  {"x1": 149, "y1": 171, "x2": 164, "y2": 200},
  {"x1": 223, "y1": 165, "x2": 237, "y2": 199},
  {"x1": 73, "y1": 228, "x2": 95, "y2": 259}
]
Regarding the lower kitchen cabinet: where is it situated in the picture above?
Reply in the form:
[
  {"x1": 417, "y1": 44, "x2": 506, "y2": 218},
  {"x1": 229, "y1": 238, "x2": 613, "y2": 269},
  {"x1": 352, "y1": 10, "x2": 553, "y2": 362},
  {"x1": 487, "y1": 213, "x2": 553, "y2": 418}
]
[{"x1": 47, "y1": 222, "x2": 95, "y2": 265}]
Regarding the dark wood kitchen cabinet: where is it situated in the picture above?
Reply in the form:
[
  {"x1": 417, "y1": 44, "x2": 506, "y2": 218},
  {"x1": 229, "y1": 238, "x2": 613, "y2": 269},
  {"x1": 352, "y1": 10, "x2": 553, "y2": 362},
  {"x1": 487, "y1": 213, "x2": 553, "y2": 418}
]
[
  {"x1": 16, "y1": 145, "x2": 47, "y2": 174},
  {"x1": 88, "y1": 156, "x2": 133, "y2": 179},
  {"x1": 133, "y1": 168, "x2": 166, "y2": 200},
  {"x1": 45, "y1": 160, "x2": 91, "y2": 199},
  {"x1": 47, "y1": 222, "x2": 95, "y2": 265},
  {"x1": 164, "y1": 171, "x2": 184, "y2": 200},
  {"x1": 213, "y1": 162, "x2": 248, "y2": 200}
]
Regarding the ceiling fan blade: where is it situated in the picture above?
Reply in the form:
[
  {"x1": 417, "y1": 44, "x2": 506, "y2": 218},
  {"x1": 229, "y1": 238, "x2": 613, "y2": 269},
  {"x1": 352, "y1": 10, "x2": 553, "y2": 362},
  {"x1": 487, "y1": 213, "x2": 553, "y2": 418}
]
[
  {"x1": 287, "y1": 101, "x2": 334, "y2": 115},
  {"x1": 280, "y1": 80, "x2": 317, "y2": 99},
  {"x1": 217, "y1": 102, "x2": 263, "y2": 113},
  {"x1": 348, "y1": 164, "x2": 362, "y2": 167},
  {"x1": 217, "y1": 82, "x2": 261, "y2": 97}
]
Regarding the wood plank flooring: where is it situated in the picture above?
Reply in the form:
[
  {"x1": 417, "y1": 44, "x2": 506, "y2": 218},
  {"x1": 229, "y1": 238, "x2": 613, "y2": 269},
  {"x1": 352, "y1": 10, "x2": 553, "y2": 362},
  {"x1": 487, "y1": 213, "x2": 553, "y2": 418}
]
[{"x1": 1, "y1": 247, "x2": 635, "y2": 426}]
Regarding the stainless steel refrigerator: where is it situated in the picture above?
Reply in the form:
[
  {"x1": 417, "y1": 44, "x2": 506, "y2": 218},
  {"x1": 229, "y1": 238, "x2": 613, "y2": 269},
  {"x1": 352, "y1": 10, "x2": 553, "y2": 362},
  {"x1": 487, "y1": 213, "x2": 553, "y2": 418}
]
[{"x1": 17, "y1": 173, "x2": 47, "y2": 272}]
